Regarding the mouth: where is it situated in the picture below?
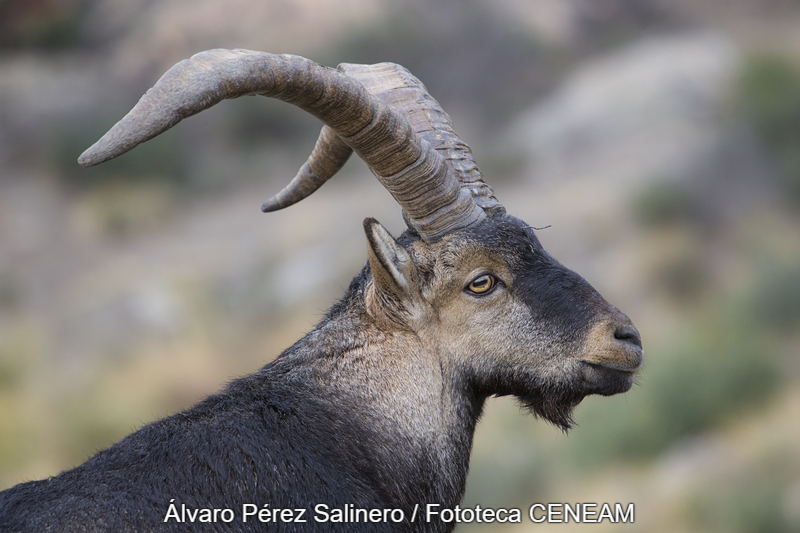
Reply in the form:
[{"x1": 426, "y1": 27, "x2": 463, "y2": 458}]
[{"x1": 580, "y1": 361, "x2": 637, "y2": 395}]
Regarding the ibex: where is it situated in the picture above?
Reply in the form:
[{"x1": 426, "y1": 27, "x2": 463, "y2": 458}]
[{"x1": 0, "y1": 50, "x2": 642, "y2": 532}]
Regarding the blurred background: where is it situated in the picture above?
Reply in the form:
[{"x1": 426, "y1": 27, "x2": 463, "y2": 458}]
[{"x1": 1, "y1": 0, "x2": 799, "y2": 530}]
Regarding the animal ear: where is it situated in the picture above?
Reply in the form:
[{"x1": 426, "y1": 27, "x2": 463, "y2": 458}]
[{"x1": 363, "y1": 218, "x2": 416, "y2": 300}]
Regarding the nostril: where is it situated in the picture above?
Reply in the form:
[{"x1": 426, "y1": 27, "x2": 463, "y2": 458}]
[{"x1": 614, "y1": 325, "x2": 642, "y2": 348}]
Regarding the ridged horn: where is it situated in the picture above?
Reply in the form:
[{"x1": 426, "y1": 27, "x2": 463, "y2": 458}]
[
  {"x1": 263, "y1": 61, "x2": 503, "y2": 225},
  {"x1": 338, "y1": 62, "x2": 500, "y2": 214},
  {"x1": 78, "y1": 49, "x2": 498, "y2": 242}
]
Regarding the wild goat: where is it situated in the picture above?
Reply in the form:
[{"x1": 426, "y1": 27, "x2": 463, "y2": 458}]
[{"x1": 0, "y1": 50, "x2": 642, "y2": 532}]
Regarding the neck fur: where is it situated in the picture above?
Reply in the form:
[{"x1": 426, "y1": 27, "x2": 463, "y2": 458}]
[{"x1": 270, "y1": 296, "x2": 484, "y2": 509}]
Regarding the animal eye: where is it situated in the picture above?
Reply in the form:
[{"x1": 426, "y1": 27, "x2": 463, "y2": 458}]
[{"x1": 466, "y1": 274, "x2": 496, "y2": 295}]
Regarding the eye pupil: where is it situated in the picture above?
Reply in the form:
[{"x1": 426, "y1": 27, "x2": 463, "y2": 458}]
[{"x1": 467, "y1": 274, "x2": 495, "y2": 294}]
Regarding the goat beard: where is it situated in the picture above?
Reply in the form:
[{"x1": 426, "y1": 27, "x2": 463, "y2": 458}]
[{"x1": 516, "y1": 382, "x2": 586, "y2": 432}]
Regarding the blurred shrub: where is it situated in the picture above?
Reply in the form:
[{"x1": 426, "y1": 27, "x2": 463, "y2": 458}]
[
  {"x1": 462, "y1": 402, "x2": 555, "y2": 511},
  {"x1": 72, "y1": 180, "x2": 178, "y2": 239},
  {"x1": 0, "y1": 321, "x2": 47, "y2": 485},
  {"x1": 738, "y1": 54, "x2": 800, "y2": 204},
  {"x1": 52, "y1": 116, "x2": 188, "y2": 191},
  {"x1": 646, "y1": 334, "x2": 776, "y2": 442},
  {"x1": 474, "y1": 147, "x2": 527, "y2": 184},
  {"x1": 0, "y1": 0, "x2": 88, "y2": 50},
  {"x1": 631, "y1": 181, "x2": 695, "y2": 228},
  {"x1": 653, "y1": 252, "x2": 708, "y2": 303},
  {"x1": 0, "y1": 271, "x2": 21, "y2": 313},
  {"x1": 0, "y1": 321, "x2": 44, "y2": 393},
  {"x1": 747, "y1": 265, "x2": 800, "y2": 333},
  {"x1": 60, "y1": 401, "x2": 130, "y2": 468},
  {"x1": 567, "y1": 312, "x2": 780, "y2": 466},
  {"x1": 632, "y1": 183, "x2": 711, "y2": 303},
  {"x1": 0, "y1": 342, "x2": 26, "y2": 392},
  {"x1": 685, "y1": 466, "x2": 795, "y2": 533},
  {"x1": 225, "y1": 97, "x2": 321, "y2": 153}
]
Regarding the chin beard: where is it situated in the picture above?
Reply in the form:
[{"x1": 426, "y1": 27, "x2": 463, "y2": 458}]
[{"x1": 517, "y1": 383, "x2": 586, "y2": 432}]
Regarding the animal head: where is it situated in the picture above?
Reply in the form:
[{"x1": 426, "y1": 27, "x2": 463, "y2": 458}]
[
  {"x1": 79, "y1": 49, "x2": 642, "y2": 429},
  {"x1": 362, "y1": 212, "x2": 641, "y2": 429}
]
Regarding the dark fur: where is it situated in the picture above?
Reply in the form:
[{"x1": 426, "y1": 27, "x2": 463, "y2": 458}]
[{"x1": 0, "y1": 214, "x2": 638, "y2": 532}]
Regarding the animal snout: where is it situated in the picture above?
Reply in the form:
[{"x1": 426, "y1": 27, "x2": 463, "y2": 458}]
[
  {"x1": 607, "y1": 313, "x2": 644, "y2": 372},
  {"x1": 581, "y1": 314, "x2": 643, "y2": 373},
  {"x1": 613, "y1": 324, "x2": 642, "y2": 349}
]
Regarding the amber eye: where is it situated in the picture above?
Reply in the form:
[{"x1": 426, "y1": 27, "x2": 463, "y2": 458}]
[{"x1": 466, "y1": 274, "x2": 496, "y2": 295}]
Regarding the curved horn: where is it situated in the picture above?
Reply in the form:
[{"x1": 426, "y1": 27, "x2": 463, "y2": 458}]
[
  {"x1": 78, "y1": 50, "x2": 374, "y2": 166},
  {"x1": 78, "y1": 49, "x2": 497, "y2": 242},
  {"x1": 260, "y1": 125, "x2": 351, "y2": 213},
  {"x1": 263, "y1": 61, "x2": 502, "y2": 222},
  {"x1": 338, "y1": 62, "x2": 500, "y2": 214}
]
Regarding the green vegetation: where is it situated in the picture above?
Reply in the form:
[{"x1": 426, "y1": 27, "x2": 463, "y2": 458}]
[
  {"x1": 568, "y1": 340, "x2": 778, "y2": 466},
  {"x1": 685, "y1": 466, "x2": 796, "y2": 533},
  {"x1": 462, "y1": 404, "x2": 556, "y2": 510},
  {"x1": 53, "y1": 117, "x2": 188, "y2": 191},
  {"x1": 0, "y1": 0, "x2": 88, "y2": 50},
  {"x1": 738, "y1": 54, "x2": 800, "y2": 204},
  {"x1": 748, "y1": 264, "x2": 800, "y2": 333},
  {"x1": 631, "y1": 181, "x2": 696, "y2": 228},
  {"x1": 224, "y1": 96, "x2": 321, "y2": 154},
  {"x1": 567, "y1": 286, "x2": 783, "y2": 467}
]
